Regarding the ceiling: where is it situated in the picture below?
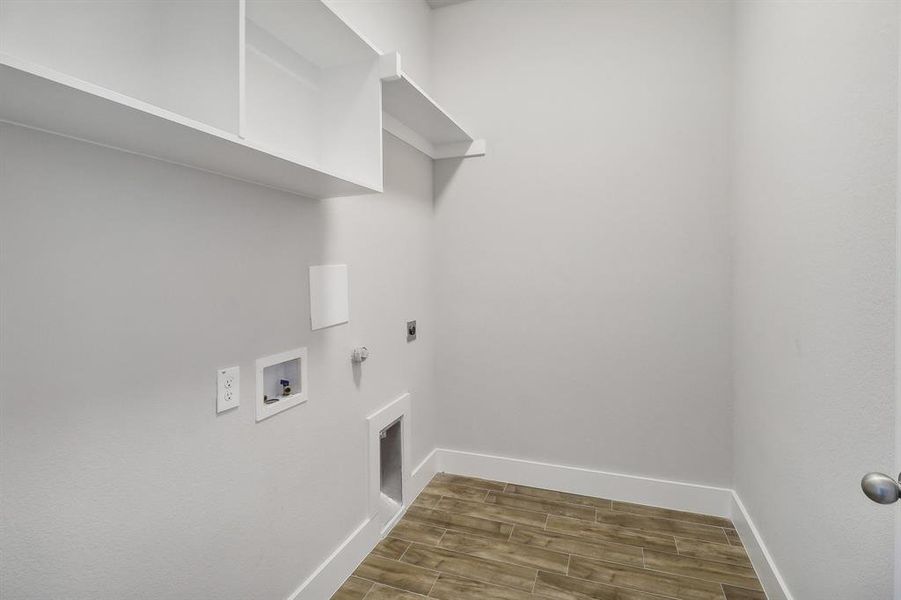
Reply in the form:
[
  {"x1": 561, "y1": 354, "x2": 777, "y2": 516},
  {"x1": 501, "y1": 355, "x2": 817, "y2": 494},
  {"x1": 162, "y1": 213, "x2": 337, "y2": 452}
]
[{"x1": 426, "y1": 0, "x2": 473, "y2": 9}]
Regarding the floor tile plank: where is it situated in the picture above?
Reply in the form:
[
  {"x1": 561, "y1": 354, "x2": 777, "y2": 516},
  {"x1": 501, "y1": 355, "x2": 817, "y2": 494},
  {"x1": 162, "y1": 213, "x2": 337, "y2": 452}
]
[
  {"x1": 510, "y1": 525, "x2": 644, "y2": 567},
  {"x1": 486, "y1": 491, "x2": 597, "y2": 521},
  {"x1": 429, "y1": 573, "x2": 544, "y2": 600},
  {"x1": 722, "y1": 584, "x2": 767, "y2": 600},
  {"x1": 674, "y1": 538, "x2": 752, "y2": 568},
  {"x1": 365, "y1": 584, "x2": 428, "y2": 599},
  {"x1": 372, "y1": 537, "x2": 412, "y2": 560},
  {"x1": 534, "y1": 571, "x2": 671, "y2": 600},
  {"x1": 568, "y1": 555, "x2": 726, "y2": 600},
  {"x1": 724, "y1": 529, "x2": 743, "y2": 547},
  {"x1": 612, "y1": 501, "x2": 733, "y2": 528},
  {"x1": 643, "y1": 550, "x2": 762, "y2": 590},
  {"x1": 399, "y1": 543, "x2": 537, "y2": 592},
  {"x1": 333, "y1": 478, "x2": 763, "y2": 600},
  {"x1": 434, "y1": 473, "x2": 508, "y2": 492},
  {"x1": 504, "y1": 484, "x2": 613, "y2": 510},
  {"x1": 546, "y1": 515, "x2": 677, "y2": 554},
  {"x1": 436, "y1": 496, "x2": 549, "y2": 528},
  {"x1": 596, "y1": 508, "x2": 729, "y2": 545},
  {"x1": 439, "y1": 529, "x2": 570, "y2": 573},
  {"x1": 388, "y1": 517, "x2": 446, "y2": 546},
  {"x1": 352, "y1": 554, "x2": 437, "y2": 596},
  {"x1": 332, "y1": 576, "x2": 373, "y2": 600},
  {"x1": 411, "y1": 492, "x2": 443, "y2": 509},
  {"x1": 404, "y1": 505, "x2": 513, "y2": 540},
  {"x1": 423, "y1": 480, "x2": 492, "y2": 502}
]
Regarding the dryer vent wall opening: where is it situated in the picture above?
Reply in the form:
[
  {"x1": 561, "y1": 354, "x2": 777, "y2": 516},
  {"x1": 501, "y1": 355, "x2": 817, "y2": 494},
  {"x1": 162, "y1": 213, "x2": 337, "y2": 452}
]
[{"x1": 380, "y1": 419, "x2": 403, "y2": 507}]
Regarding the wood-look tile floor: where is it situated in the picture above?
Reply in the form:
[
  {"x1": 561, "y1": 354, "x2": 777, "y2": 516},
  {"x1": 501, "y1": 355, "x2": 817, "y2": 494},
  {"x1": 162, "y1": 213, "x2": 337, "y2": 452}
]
[{"x1": 333, "y1": 473, "x2": 766, "y2": 600}]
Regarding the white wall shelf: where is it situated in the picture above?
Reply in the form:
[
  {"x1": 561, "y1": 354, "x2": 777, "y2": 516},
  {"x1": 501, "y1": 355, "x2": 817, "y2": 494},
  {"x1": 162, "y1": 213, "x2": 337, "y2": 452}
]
[
  {"x1": 243, "y1": 0, "x2": 383, "y2": 191},
  {"x1": 380, "y1": 52, "x2": 486, "y2": 160},
  {"x1": 0, "y1": 0, "x2": 382, "y2": 199},
  {"x1": 0, "y1": 55, "x2": 377, "y2": 199}
]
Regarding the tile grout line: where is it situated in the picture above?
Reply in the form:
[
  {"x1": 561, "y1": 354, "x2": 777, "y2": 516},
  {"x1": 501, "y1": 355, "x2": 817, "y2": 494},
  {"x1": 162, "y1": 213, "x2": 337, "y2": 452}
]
[
  {"x1": 604, "y1": 507, "x2": 734, "y2": 531},
  {"x1": 598, "y1": 510, "x2": 732, "y2": 533},
  {"x1": 428, "y1": 531, "x2": 562, "y2": 577},
  {"x1": 640, "y1": 562, "x2": 764, "y2": 592},
  {"x1": 669, "y1": 540, "x2": 753, "y2": 569},
  {"x1": 356, "y1": 578, "x2": 376, "y2": 600},
  {"x1": 544, "y1": 568, "x2": 684, "y2": 600},
  {"x1": 396, "y1": 540, "x2": 414, "y2": 562},
  {"x1": 591, "y1": 516, "x2": 730, "y2": 546},
  {"x1": 424, "y1": 571, "x2": 440, "y2": 598},
  {"x1": 408, "y1": 527, "x2": 557, "y2": 578},
  {"x1": 490, "y1": 489, "x2": 615, "y2": 517},
  {"x1": 436, "y1": 498, "x2": 558, "y2": 529},
  {"x1": 434, "y1": 529, "x2": 447, "y2": 547},
  {"x1": 370, "y1": 580, "x2": 432, "y2": 599}
]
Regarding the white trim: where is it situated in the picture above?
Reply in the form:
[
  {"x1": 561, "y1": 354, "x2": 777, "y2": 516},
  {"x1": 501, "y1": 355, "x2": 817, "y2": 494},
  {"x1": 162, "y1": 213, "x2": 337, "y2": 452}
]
[
  {"x1": 285, "y1": 517, "x2": 379, "y2": 600},
  {"x1": 255, "y1": 347, "x2": 308, "y2": 422},
  {"x1": 380, "y1": 449, "x2": 440, "y2": 536},
  {"x1": 433, "y1": 138, "x2": 486, "y2": 160},
  {"x1": 410, "y1": 448, "x2": 439, "y2": 499},
  {"x1": 237, "y1": 0, "x2": 246, "y2": 140},
  {"x1": 382, "y1": 113, "x2": 436, "y2": 159},
  {"x1": 286, "y1": 448, "x2": 438, "y2": 600},
  {"x1": 379, "y1": 51, "x2": 402, "y2": 82},
  {"x1": 895, "y1": 6, "x2": 901, "y2": 595},
  {"x1": 382, "y1": 114, "x2": 487, "y2": 161},
  {"x1": 436, "y1": 448, "x2": 733, "y2": 518},
  {"x1": 367, "y1": 393, "x2": 412, "y2": 531},
  {"x1": 730, "y1": 492, "x2": 794, "y2": 600}
]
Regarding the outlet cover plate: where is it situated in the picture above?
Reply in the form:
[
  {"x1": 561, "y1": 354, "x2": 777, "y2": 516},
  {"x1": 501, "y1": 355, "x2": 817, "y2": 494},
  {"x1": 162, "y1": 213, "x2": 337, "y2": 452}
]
[{"x1": 217, "y1": 366, "x2": 240, "y2": 413}]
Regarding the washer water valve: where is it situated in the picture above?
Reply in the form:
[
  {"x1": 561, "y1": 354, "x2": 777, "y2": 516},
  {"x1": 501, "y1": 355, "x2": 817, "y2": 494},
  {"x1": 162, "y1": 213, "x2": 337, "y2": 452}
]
[{"x1": 351, "y1": 347, "x2": 370, "y2": 363}]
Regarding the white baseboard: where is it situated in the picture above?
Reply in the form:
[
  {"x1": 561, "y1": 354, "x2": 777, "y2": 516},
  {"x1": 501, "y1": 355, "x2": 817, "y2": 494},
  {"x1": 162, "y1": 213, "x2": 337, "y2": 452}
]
[
  {"x1": 730, "y1": 492, "x2": 794, "y2": 600},
  {"x1": 410, "y1": 448, "x2": 439, "y2": 497},
  {"x1": 286, "y1": 516, "x2": 379, "y2": 600},
  {"x1": 436, "y1": 448, "x2": 733, "y2": 518},
  {"x1": 287, "y1": 448, "x2": 438, "y2": 600},
  {"x1": 286, "y1": 447, "x2": 798, "y2": 600}
]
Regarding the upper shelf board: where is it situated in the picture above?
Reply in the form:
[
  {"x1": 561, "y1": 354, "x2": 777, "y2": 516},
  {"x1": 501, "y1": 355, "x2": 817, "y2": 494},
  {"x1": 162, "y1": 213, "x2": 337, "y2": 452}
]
[
  {"x1": 0, "y1": 54, "x2": 379, "y2": 199},
  {"x1": 247, "y1": 0, "x2": 376, "y2": 69},
  {"x1": 380, "y1": 52, "x2": 485, "y2": 160}
]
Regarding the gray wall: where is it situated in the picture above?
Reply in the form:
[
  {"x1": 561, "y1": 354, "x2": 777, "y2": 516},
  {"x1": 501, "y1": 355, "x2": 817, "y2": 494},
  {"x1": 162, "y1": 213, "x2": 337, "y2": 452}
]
[
  {"x1": 731, "y1": 2, "x2": 897, "y2": 597},
  {"x1": 0, "y1": 125, "x2": 437, "y2": 599},
  {"x1": 430, "y1": 0, "x2": 734, "y2": 486}
]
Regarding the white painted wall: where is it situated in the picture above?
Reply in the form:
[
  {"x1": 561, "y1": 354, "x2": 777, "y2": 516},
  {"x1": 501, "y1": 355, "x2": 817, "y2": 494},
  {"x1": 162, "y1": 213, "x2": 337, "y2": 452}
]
[
  {"x1": 430, "y1": 0, "x2": 734, "y2": 486},
  {"x1": 325, "y1": 0, "x2": 432, "y2": 90},
  {"x1": 731, "y1": 2, "x2": 898, "y2": 598},
  {"x1": 0, "y1": 125, "x2": 435, "y2": 598}
]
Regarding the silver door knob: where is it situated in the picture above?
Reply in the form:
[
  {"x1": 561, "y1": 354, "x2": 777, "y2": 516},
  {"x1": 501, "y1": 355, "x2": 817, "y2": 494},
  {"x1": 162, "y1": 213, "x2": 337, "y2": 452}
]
[{"x1": 861, "y1": 472, "x2": 901, "y2": 504}]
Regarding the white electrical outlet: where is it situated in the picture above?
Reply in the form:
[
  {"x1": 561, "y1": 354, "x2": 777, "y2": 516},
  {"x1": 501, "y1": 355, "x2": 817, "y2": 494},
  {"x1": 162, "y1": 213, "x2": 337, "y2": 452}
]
[{"x1": 217, "y1": 366, "x2": 240, "y2": 413}]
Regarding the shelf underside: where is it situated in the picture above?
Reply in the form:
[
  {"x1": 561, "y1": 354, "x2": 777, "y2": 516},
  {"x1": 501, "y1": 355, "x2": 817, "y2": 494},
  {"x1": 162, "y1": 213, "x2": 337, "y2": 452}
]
[
  {"x1": 0, "y1": 58, "x2": 379, "y2": 199},
  {"x1": 382, "y1": 75, "x2": 471, "y2": 145},
  {"x1": 381, "y1": 67, "x2": 485, "y2": 160}
]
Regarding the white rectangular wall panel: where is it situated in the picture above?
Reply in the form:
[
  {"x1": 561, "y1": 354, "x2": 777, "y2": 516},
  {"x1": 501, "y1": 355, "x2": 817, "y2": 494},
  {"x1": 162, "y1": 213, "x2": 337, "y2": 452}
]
[{"x1": 309, "y1": 264, "x2": 349, "y2": 330}]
